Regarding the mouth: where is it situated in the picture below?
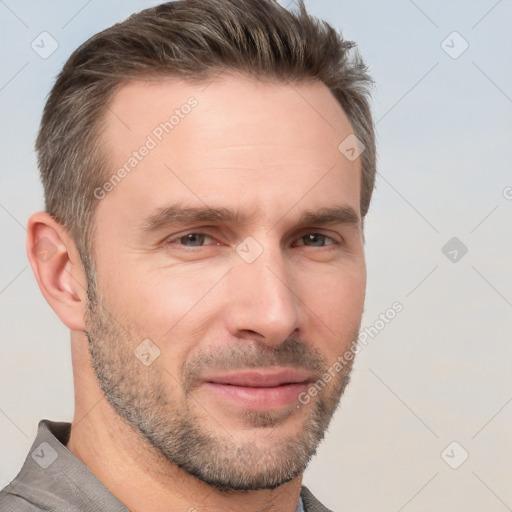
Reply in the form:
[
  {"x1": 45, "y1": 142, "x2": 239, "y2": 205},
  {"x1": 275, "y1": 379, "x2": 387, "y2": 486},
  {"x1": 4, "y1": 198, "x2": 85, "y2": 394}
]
[{"x1": 199, "y1": 367, "x2": 314, "y2": 410}]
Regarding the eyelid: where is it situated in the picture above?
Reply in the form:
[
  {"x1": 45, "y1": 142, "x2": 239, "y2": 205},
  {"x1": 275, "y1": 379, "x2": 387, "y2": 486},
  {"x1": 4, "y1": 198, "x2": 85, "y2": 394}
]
[{"x1": 295, "y1": 225, "x2": 344, "y2": 239}]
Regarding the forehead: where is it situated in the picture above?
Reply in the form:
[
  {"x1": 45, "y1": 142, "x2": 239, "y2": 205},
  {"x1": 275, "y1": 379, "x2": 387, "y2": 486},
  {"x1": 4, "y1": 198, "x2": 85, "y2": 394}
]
[{"x1": 97, "y1": 74, "x2": 361, "y2": 225}]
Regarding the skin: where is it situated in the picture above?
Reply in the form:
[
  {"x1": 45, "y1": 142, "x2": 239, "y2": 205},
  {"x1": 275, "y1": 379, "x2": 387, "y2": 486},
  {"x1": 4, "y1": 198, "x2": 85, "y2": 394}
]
[{"x1": 27, "y1": 74, "x2": 366, "y2": 512}]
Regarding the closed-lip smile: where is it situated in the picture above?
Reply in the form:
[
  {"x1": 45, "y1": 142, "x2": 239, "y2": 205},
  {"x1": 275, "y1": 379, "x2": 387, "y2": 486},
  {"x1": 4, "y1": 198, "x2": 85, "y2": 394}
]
[
  {"x1": 198, "y1": 367, "x2": 314, "y2": 411},
  {"x1": 202, "y1": 367, "x2": 313, "y2": 387}
]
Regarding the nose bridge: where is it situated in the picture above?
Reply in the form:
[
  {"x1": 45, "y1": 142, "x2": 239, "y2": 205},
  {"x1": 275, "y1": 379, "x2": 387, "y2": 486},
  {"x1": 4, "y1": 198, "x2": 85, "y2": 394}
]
[{"x1": 228, "y1": 238, "x2": 301, "y2": 343}]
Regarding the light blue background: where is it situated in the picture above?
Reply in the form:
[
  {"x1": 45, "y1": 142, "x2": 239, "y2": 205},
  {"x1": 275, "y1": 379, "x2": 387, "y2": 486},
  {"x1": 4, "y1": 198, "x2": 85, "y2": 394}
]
[{"x1": 1, "y1": 1, "x2": 511, "y2": 510}]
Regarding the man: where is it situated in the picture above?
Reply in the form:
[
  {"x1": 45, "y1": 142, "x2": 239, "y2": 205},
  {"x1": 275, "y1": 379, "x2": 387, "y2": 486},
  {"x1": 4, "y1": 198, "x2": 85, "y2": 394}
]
[{"x1": 0, "y1": 0, "x2": 376, "y2": 510}]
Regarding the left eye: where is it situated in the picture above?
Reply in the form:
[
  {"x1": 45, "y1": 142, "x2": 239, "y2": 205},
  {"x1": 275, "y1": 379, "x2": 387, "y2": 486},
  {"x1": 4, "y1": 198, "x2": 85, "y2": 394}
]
[
  {"x1": 293, "y1": 233, "x2": 335, "y2": 247},
  {"x1": 171, "y1": 233, "x2": 215, "y2": 247}
]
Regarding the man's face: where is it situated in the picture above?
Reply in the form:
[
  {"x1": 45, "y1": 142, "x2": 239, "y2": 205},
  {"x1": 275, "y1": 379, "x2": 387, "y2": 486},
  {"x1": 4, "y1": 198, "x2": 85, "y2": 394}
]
[{"x1": 85, "y1": 74, "x2": 366, "y2": 490}]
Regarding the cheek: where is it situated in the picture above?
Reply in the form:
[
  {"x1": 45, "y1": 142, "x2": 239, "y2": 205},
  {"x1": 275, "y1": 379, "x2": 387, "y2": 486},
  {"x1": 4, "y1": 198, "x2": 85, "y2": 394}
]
[
  {"x1": 298, "y1": 265, "x2": 366, "y2": 350},
  {"x1": 98, "y1": 261, "x2": 226, "y2": 341}
]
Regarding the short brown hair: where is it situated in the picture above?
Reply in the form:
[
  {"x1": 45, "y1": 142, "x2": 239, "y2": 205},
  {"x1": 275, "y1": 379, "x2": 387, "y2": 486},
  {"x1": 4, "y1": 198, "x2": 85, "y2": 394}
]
[{"x1": 36, "y1": 0, "x2": 376, "y2": 269}]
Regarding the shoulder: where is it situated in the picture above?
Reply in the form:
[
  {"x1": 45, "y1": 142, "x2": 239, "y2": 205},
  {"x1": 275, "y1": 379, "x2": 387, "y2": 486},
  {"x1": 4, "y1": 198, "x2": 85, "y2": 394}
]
[
  {"x1": 0, "y1": 485, "x2": 47, "y2": 511},
  {"x1": 0, "y1": 477, "x2": 84, "y2": 512}
]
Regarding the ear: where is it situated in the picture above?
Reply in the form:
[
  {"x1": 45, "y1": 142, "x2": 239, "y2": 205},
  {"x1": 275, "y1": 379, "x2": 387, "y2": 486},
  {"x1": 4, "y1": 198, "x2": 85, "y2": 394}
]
[{"x1": 27, "y1": 212, "x2": 89, "y2": 331}]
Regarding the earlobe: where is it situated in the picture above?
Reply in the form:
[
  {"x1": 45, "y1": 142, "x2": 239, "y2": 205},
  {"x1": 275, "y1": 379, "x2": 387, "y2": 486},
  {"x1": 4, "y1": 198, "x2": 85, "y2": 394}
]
[{"x1": 26, "y1": 212, "x2": 89, "y2": 331}]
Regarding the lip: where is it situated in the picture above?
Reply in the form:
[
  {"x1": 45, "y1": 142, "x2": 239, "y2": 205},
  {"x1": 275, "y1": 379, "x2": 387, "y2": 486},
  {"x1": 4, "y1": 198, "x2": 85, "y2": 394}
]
[
  {"x1": 202, "y1": 367, "x2": 313, "y2": 387},
  {"x1": 198, "y1": 367, "x2": 313, "y2": 411}
]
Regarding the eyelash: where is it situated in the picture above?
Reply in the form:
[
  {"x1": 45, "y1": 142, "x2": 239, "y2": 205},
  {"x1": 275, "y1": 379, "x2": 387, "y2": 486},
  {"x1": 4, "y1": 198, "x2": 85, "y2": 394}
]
[{"x1": 166, "y1": 232, "x2": 340, "y2": 249}]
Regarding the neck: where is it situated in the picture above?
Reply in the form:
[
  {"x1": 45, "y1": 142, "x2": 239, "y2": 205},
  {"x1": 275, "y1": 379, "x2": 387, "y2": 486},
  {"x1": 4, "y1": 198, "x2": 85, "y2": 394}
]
[{"x1": 66, "y1": 403, "x2": 303, "y2": 512}]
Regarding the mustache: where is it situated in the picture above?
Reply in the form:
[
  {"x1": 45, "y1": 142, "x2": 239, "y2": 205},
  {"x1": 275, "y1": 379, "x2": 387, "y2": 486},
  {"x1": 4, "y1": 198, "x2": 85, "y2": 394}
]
[{"x1": 181, "y1": 336, "x2": 328, "y2": 393}]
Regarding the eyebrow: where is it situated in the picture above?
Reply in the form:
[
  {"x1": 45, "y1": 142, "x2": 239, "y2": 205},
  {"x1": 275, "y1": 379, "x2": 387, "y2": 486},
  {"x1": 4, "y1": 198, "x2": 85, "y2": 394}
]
[
  {"x1": 297, "y1": 206, "x2": 360, "y2": 227},
  {"x1": 140, "y1": 203, "x2": 361, "y2": 233}
]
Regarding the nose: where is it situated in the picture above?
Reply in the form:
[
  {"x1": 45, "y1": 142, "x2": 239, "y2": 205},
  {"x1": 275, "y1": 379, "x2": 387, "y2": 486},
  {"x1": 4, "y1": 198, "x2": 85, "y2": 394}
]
[{"x1": 224, "y1": 242, "x2": 303, "y2": 347}]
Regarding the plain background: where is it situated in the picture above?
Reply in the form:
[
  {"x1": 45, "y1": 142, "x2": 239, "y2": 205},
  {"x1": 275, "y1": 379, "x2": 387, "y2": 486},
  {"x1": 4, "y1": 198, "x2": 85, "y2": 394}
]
[{"x1": 1, "y1": 1, "x2": 511, "y2": 510}]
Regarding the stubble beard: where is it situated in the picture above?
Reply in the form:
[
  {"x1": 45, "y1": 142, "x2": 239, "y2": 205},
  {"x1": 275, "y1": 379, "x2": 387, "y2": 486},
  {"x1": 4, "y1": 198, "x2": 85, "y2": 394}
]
[{"x1": 84, "y1": 283, "x2": 357, "y2": 491}]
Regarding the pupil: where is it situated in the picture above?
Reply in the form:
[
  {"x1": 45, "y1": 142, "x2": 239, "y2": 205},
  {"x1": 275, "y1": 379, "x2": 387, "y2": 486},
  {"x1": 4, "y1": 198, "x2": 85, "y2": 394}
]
[
  {"x1": 186, "y1": 234, "x2": 203, "y2": 246},
  {"x1": 307, "y1": 234, "x2": 323, "y2": 246}
]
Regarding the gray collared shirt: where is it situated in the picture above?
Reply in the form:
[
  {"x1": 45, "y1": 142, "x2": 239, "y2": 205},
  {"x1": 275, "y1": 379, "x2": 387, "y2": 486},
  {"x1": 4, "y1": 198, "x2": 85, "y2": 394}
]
[{"x1": 0, "y1": 419, "x2": 332, "y2": 511}]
